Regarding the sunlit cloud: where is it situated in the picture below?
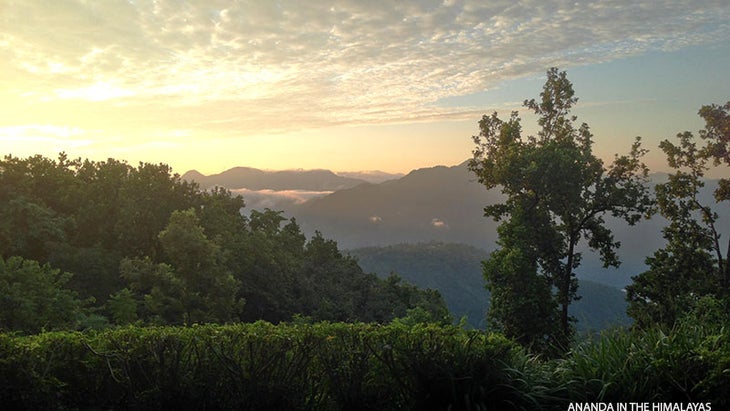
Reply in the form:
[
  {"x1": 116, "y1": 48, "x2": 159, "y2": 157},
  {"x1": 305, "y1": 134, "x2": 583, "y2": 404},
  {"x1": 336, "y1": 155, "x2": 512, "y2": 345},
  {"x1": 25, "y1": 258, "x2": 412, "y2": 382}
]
[
  {"x1": 3, "y1": 0, "x2": 728, "y2": 137},
  {"x1": 55, "y1": 82, "x2": 136, "y2": 101},
  {"x1": 0, "y1": 124, "x2": 94, "y2": 145},
  {"x1": 232, "y1": 188, "x2": 333, "y2": 204},
  {"x1": 431, "y1": 218, "x2": 448, "y2": 228},
  {"x1": 231, "y1": 188, "x2": 333, "y2": 211}
]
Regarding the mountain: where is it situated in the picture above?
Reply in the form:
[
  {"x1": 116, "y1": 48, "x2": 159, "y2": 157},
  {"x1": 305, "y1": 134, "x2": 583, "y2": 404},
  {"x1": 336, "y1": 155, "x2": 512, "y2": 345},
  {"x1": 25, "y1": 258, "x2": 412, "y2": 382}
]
[
  {"x1": 185, "y1": 162, "x2": 727, "y2": 290},
  {"x1": 182, "y1": 167, "x2": 369, "y2": 191},
  {"x1": 293, "y1": 163, "x2": 729, "y2": 289},
  {"x1": 291, "y1": 161, "x2": 504, "y2": 250},
  {"x1": 350, "y1": 242, "x2": 489, "y2": 328},
  {"x1": 349, "y1": 242, "x2": 631, "y2": 331},
  {"x1": 572, "y1": 281, "x2": 632, "y2": 331},
  {"x1": 289, "y1": 162, "x2": 682, "y2": 289}
]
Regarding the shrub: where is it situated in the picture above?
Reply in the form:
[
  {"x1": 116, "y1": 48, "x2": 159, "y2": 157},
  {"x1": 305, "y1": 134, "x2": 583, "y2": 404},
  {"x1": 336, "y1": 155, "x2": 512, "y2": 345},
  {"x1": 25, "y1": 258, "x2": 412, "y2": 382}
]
[{"x1": 2, "y1": 320, "x2": 727, "y2": 410}]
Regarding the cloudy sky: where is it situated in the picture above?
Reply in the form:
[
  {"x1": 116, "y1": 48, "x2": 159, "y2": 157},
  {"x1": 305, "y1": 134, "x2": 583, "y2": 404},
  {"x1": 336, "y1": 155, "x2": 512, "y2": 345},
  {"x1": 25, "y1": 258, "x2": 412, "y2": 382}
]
[{"x1": 2, "y1": 0, "x2": 729, "y2": 175}]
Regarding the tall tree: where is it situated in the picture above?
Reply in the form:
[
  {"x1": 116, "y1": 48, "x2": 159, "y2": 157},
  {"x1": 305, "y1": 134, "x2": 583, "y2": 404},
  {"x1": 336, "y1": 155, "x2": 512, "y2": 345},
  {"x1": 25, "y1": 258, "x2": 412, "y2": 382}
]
[
  {"x1": 469, "y1": 68, "x2": 653, "y2": 348},
  {"x1": 699, "y1": 102, "x2": 730, "y2": 287},
  {"x1": 627, "y1": 102, "x2": 730, "y2": 327}
]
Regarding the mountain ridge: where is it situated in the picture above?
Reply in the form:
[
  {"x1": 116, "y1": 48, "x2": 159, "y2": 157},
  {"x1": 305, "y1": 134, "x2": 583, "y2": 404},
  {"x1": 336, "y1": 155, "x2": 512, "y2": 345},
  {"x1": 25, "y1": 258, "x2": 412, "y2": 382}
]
[{"x1": 182, "y1": 167, "x2": 404, "y2": 190}]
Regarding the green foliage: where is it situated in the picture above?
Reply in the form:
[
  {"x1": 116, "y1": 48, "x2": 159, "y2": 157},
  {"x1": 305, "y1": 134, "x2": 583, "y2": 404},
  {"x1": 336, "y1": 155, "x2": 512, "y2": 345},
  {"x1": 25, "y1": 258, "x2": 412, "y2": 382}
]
[
  {"x1": 0, "y1": 322, "x2": 530, "y2": 410},
  {"x1": 157, "y1": 208, "x2": 243, "y2": 324},
  {"x1": 558, "y1": 307, "x2": 730, "y2": 406},
  {"x1": 107, "y1": 288, "x2": 138, "y2": 325},
  {"x1": 114, "y1": 162, "x2": 200, "y2": 258},
  {"x1": 3, "y1": 320, "x2": 728, "y2": 410},
  {"x1": 0, "y1": 256, "x2": 84, "y2": 334},
  {"x1": 484, "y1": 246, "x2": 558, "y2": 352},
  {"x1": 469, "y1": 68, "x2": 652, "y2": 350},
  {"x1": 0, "y1": 196, "x2": 70, "y2": 262},
  {"x1": 0, "y1": 153, "x2": 450, "y2": 331},
  {"x1": 627, "y1": 102, "x2": 730, "y2": 328},
  {"x1": 698, "y1": 102, "x2": 730, "y2": 202}
]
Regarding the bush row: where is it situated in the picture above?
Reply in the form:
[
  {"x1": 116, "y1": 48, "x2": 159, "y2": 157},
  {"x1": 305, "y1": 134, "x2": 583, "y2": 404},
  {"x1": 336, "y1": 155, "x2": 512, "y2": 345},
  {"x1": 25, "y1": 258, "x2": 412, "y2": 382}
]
[{"x1": 1, "y1": 321, "x2": 728, "y2": 410}]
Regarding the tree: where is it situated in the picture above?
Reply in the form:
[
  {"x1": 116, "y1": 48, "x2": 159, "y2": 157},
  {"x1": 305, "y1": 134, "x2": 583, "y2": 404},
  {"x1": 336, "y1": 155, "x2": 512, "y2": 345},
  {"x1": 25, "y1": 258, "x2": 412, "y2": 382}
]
[
  {"x1": 299, "y1": 231, "x2": 358, "y2": 321},
  {"x1": 119, "y1": 209, "x2": 244, "y2": 325},
  {"x1": 107, "y1": 288, "x2": 139, "y2": 325},
  {"x1": 0, "y1": 196, "x2": 70, "y2": 262},
  {"x1": 157, "y1": 209, "x2": 243, "y2": 324},
  {"x1": 627, "y1": 102, "x2": 730, "y2": 327},
  {"x1": 72, "y1": 158, "x2": 132, "y2": 249},
  {"x1": 469, "y1": 68, "x2": 653, "y2": 349},
  {"x1": 0, "y1": 256, "x2": 84, "y2": 333},
  {"x1": 237, "y1": 209, "x2": 305, "y2": 322},
  {"x1": 699, "y1": 102, "x2": 730, "y2": 287},
  {"x1": 0, "y1": 154, "x2": 77, "y2": 263},
  {"x1": 481, "y1": 207, "x2": 560, "y2": 351},
  {"x1": 119, "y1": 256, "x2": 186, "y2": 325},
  {"x1": 115, "y1": 162, "x2": 199, "y2": 258}
]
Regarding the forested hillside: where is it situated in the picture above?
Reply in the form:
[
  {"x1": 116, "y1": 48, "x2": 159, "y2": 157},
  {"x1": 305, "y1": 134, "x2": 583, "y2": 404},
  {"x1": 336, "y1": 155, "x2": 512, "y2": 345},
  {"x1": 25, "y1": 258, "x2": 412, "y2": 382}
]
[
  {"x1": 0, "y1": 154, "x2": 449, "y2": 334},
  {"x1": 350, "y1": 242, "x2": 630, "y2": 330}
]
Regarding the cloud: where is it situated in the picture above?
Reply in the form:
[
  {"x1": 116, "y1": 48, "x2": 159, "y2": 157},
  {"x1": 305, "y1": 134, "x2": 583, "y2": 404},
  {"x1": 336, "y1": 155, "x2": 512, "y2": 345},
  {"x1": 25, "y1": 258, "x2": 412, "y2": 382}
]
[
  {"x1": 431, "y1": 218, "x2": 448, "y2": 228},
  {"x1": 0, "y1": 125, "x2": 94, "y2": 147},
  {"x1": 231, "y1": 188, "x2": 333, "y2": 210},
  {"x1": 55, "y1": 81, "x2": 136, "y2": 101},
  {"x1": 3, "y1": 0, "x2": 729, "y2": 135}
]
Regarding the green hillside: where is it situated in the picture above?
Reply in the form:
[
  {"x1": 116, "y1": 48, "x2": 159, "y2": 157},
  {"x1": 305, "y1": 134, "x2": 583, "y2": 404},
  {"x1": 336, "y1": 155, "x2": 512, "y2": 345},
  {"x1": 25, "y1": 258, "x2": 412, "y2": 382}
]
[{"x1": 350, "y1": 242, "x2": 631, "y2": 330}]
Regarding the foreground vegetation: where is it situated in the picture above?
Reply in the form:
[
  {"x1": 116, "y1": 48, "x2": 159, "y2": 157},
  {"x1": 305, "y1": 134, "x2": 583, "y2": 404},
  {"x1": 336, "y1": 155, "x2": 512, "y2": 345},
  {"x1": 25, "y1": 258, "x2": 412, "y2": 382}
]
[{"x1": 1, "y1": 307, "x2": 728, "y2": 410}]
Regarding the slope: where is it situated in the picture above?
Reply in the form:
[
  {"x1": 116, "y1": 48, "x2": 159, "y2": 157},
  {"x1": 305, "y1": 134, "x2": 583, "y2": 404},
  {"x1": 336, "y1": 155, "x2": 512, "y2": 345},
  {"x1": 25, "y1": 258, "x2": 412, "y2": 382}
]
[{"x1": 349, "y1": 242, "x2": 631, "y2": 331}]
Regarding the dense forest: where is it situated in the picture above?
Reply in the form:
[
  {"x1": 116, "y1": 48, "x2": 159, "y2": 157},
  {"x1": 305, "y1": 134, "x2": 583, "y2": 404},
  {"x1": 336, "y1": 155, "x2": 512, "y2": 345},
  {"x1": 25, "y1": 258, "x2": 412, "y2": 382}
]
[{"x1": 0, "y1": 154, "x2": 449, "y2": 334}]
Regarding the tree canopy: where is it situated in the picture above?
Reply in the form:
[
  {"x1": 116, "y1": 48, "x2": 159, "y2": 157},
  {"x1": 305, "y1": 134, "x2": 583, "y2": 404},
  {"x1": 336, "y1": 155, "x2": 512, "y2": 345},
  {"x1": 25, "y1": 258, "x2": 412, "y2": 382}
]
[
  {"x1": 0, "y1": 153, "x2": 449, "y2": 333},
  {"x1": 627, "y1": 102, "x2": 730, "y2": 328},
  {"x1": 0, "y1": 256, "x2": 83, "y2": 333},
  {"x1": 469, "y1": 68, "x2": 653, "y2": 351}
]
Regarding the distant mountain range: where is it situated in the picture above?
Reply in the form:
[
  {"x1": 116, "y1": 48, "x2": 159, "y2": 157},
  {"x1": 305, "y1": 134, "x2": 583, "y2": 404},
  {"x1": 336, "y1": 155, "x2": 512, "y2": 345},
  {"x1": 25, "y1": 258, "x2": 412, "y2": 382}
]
[
  {"x1": 293, "y1": 161, "x2": 504, "y2": 250},
  {"x1": 183, "y1": 162, "x2": 728, "y2": 289},
  {"x1": 182, "y1": 167, "x2": 404, "y2": 191}
]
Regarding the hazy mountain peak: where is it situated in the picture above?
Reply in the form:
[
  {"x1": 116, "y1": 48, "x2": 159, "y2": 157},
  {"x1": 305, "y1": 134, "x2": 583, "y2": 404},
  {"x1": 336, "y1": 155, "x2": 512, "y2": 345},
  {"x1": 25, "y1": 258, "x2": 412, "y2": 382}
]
[
  {"x1": 181, "y1": 169, "x2": 205, "y2": 180},
  {"x1": 181, "y1": 165, "x2": 368, "y2": 191}
]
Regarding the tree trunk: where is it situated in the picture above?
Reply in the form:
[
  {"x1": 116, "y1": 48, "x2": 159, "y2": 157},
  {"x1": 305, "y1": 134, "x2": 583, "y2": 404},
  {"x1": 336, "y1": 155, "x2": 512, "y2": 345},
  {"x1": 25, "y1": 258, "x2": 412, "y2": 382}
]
[
  {"x1": 560, "y1": 237, "x2": 576, "y2": 344},
  {"x1": 720, "y1": 239, "x2": 730, "y2": 296}
]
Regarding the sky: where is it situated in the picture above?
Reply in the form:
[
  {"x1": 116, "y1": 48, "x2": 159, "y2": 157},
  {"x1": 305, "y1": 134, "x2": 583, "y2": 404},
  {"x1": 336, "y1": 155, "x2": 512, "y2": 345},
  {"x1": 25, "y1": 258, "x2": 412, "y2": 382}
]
[{"x1": 2, "y1": 0, "x2": 729, "y2": 176}]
